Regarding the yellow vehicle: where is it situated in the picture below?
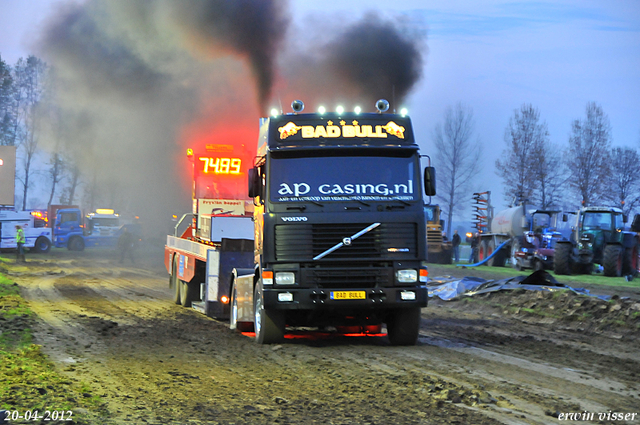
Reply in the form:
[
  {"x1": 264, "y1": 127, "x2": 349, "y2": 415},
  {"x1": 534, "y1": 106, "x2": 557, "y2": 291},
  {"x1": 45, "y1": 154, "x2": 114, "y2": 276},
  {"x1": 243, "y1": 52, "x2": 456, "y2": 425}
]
[{"x1": 424, "y1": 204, "x2": 452, "y2": 264}]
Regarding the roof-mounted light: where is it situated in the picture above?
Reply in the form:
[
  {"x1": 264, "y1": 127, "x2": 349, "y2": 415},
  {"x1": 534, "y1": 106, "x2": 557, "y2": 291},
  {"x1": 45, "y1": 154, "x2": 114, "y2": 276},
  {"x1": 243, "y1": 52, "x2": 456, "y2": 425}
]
[
  {"x1": 354, "y1": 106, "x2": 361, "y2": 114},
  {"x1": 291, "y1": 100, "x2": 304, "y2": 114},
  {"x1": 375, "y1": 99, "x2": 389, "y2": 113},
  {"x1": 318, "y1": 106, "x2": 326, "y2": 114},
  {"x1": 400, "y1": 108, "x2": 408, "y2": 117},
  {"x1": 270, "y1": 108, "x2": 279, "y2": 117},
  {"x1": 336, "y1": 105, "x2": 344, "y2": 115}
]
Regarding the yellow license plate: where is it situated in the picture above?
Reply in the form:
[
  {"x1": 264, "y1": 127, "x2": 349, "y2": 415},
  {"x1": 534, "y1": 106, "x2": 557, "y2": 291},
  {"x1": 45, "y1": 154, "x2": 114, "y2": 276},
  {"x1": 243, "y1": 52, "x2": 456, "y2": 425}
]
[{"x1": 330, "y1": 291, "x2": 366, "y2": 300}]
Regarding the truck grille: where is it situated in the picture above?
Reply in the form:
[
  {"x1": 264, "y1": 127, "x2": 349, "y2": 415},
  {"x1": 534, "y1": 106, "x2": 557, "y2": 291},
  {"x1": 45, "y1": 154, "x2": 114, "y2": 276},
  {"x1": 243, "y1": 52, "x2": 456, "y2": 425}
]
[
  {"x1": 300, "y1": 266, "x2": 393, "y2": 289},
  {"x1": 427, "y1": 229, "x2": 443, "y2": 244},
  {"x1": 274, "y1": 223, "x2": 417, "y2": 261}
]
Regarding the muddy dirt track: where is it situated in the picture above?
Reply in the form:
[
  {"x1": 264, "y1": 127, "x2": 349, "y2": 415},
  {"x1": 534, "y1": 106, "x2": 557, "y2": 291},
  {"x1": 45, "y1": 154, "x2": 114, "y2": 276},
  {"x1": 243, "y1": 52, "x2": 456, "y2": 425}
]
[{"x1": 3, "y1": 247, "x2": 640, "y2": 425}]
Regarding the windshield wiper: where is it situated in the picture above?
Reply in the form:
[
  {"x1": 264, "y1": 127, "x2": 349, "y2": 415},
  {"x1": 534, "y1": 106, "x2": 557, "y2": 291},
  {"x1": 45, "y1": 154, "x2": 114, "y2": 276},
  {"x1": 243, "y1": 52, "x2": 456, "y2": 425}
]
[
  {"x1": 353, "y1": 199, "x2": 370, "y2": 207},
  {"x1": 386, "y1": 198, "x2": 411, "y2": 210}
]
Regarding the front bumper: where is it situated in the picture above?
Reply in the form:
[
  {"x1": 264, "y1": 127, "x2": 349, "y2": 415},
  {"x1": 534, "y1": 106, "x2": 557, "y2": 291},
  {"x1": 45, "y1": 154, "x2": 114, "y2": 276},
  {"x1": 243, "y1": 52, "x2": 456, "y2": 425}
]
[{"x1": 264, "y1": 286, "x2": 428, "y2": 310}]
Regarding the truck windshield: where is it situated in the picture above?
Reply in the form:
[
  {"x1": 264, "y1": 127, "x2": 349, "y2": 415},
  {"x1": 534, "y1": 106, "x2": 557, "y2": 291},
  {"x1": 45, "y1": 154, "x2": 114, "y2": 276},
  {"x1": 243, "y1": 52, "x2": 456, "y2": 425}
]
[
  {"x1": 582, "y1": 212, "x2": 621, "y2": 231},
  {"x1": 424, "y1": 206, "x2": 436, "y2": 222},
  {"x1": 270, "y1": 156, "x2": 418, "y2": 203},
  {"x1": 91, "y1": 218, "x2": 119, "y2": 227}
]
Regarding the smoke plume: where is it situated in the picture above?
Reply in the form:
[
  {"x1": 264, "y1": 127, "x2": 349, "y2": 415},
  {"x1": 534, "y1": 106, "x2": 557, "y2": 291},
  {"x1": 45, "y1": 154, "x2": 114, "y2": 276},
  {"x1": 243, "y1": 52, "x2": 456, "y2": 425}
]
[{"x1": 35, "y1": 1, "x2": 425, "y2": 238}]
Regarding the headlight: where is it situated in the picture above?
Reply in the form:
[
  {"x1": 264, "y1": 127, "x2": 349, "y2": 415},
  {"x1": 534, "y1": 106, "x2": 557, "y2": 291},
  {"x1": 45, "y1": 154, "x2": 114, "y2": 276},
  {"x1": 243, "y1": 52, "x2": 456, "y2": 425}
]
[
  {"x1": 396, "y1": 269, "x2": 418, "y2": 283},
  {"x1": 275, "y1": 272, "x2": 296, "y2": 285}
]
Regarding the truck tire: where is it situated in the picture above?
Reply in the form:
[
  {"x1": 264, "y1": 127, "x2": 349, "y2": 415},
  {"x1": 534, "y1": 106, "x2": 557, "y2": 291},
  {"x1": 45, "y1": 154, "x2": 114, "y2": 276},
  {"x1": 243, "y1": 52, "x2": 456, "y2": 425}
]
[
  {"x1": 603, "y1": 245, "x2": 623, "y2": 277},
  {"x1": 179, "y1": 279, "x2": 198, "y2": 307},
  {"x1": 440, "y1": 249, "x2": 452, "y2": 265},
  {"x1": 230, "y1": 284, "x2": 254, "y2": 332},
  {"x1": 623, "y1": 245, "x2": 639, "y2": 277},
  {"x1": 33, "y1": 237, "x2": 51, "y2": 253},
  {"x1": 478, "y1": 241, "x2": 489, "y2": 265},
  {"x1": 68, "y1": 237, "x2": 85, "y2": 251},
  {"x1": 554, "y1": 243, "x2": 573, "y2": 275},
  {"x1": 488, "y1": 240, "x2": 505, "y2": 267},
  {"x1": 387, "y1": 307, "x2": 421, "y2": 346},
  {"x1": 254, "y1": 283, "x2": 285, "y2": 344},
  {"x1": 171, "y1": 256, "x2": 180, "y2": 305}
]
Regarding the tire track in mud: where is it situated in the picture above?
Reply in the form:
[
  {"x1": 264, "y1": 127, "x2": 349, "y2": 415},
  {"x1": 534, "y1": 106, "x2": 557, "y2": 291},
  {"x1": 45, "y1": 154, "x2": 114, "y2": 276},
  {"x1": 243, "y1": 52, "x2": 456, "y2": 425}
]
[{"x1": 8, "y1": 252, "x2": 640, "y2": 424}]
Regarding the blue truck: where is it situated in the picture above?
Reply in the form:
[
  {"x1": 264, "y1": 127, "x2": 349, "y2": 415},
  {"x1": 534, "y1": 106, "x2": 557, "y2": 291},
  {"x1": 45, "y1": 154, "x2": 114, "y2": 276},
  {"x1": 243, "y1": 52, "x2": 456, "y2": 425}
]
[{"x1": 54, "y1": 208, "x2": 121, "y2": 251}]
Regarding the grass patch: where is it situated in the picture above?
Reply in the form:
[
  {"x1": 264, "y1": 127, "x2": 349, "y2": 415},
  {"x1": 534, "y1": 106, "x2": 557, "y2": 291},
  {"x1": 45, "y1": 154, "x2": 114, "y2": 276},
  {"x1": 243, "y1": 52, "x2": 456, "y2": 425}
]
[
  {"x1": 0, "y1": 273, "x2": 108, "y2": 422},
  {"x1": 428, "y1": 263, "x2": 640, "y2": 289}
]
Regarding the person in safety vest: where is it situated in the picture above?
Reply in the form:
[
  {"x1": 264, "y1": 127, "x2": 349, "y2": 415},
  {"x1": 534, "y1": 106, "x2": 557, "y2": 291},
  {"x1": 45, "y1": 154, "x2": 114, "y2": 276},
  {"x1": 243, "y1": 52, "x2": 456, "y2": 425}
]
[{"x1": 15, "y1": 225, "x2": 26, "y2": 263}]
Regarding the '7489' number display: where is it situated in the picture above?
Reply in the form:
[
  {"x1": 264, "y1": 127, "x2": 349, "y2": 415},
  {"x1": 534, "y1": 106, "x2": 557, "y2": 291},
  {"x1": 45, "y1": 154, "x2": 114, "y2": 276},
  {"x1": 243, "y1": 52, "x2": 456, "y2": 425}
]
[{"x1": 199, "y1": 157, "x2": 241, "y2": 175}]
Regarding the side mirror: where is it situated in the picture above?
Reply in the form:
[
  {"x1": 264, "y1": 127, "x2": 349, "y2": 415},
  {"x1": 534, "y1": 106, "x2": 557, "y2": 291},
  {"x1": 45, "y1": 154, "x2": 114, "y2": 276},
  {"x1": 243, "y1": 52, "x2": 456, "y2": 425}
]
[
  {"x1": 632, "y1": 214, "x2": 640, "y2": 232},
  {"x1": 423, "y1": 167, "x2": 436, "y2": 197},
  {"x1": 248, "y1": 167, "x2": 261, "y2": 198}
]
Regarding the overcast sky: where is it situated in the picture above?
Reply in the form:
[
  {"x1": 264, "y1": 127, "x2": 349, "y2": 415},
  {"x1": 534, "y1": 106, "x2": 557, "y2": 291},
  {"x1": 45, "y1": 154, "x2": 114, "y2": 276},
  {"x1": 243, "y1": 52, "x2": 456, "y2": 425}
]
[{"x1": 1, "y1": 0, "x2": 639, "y2": 214}]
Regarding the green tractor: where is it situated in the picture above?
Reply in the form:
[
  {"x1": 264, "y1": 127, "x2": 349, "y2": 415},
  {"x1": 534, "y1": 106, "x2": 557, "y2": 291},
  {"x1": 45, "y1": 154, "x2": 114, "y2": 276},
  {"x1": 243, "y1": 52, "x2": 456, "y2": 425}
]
[{"x1": 554, "y1": 207, "x2": 640, "y2": 277}]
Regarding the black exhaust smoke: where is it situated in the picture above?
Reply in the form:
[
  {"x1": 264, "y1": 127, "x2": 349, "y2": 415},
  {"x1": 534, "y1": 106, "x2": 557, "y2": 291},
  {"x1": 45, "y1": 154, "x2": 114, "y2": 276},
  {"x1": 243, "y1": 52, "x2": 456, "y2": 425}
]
[
  {"x1": 325, "y1": 13, "x2": 424, "y2": 105},
  {"x1": 168, "y1": 0, "x2": 288, "y2": 110},
  {"x1": 34, "y1": 1, "x2": 425, "y2": 235}
]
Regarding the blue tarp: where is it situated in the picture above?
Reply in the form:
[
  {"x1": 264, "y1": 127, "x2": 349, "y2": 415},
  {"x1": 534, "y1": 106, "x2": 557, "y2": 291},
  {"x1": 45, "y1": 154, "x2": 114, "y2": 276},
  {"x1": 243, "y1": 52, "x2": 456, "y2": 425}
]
[{"x1": 427, "y1": 270, "x2": 611, "y2": 301}]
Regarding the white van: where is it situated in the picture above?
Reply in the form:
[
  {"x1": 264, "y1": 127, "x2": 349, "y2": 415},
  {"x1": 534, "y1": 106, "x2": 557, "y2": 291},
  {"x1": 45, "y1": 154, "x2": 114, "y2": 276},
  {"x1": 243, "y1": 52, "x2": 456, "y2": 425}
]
[{"x1": 0, "y1": 210, "x2": 53, "y2": 253}]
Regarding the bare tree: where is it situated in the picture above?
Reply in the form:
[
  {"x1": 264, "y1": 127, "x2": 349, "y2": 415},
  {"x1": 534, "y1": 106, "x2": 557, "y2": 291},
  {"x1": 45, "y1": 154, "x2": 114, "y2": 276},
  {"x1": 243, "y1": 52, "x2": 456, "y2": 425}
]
[
  {"x1": 47, "y1": 151, "x2": 66, "y2": 207},
  {"x1": 606, "y1": 147, "x2": 640, "y2": 217},
  {"x1": 565, "y1": 102, "x2": 612, "y2": 207},
  {"x1": 40, "y1": 72, "x2": 67, "y2": 208},
  {"x1": 530, "y1": 139, "x2": 566, "y2": 209},
  {"x1": 59, "y1": 159, "x2": 81, "y2": 205},
  {"x1": 496, "y1": 104, "x2": 547, "y2": 206},
  {"x1": 13, "y1": 56, "x2": 48, "y2": 210},
  {"x1": 0, "y1": 55, "x2": 16, "y2": 146},
  {"x1": 432, "y1": 102, "x2": 482, "y2": 236}
]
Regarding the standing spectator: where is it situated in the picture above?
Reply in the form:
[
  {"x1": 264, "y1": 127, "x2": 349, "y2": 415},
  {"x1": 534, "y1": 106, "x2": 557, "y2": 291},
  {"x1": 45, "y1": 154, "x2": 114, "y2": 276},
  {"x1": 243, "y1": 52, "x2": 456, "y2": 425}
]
[
  {"x1": 451, "y1": 230, "x2": 461, "y2": 263},
  {"x1": 15, "y1": 225, "x2": 26, "y2": 263},
  {"x1": 469, "y1": 232, "x2": 480, "y2": 263},
  {"x1": 118, "y1": 227, "x2": 136, "y2": 264}
]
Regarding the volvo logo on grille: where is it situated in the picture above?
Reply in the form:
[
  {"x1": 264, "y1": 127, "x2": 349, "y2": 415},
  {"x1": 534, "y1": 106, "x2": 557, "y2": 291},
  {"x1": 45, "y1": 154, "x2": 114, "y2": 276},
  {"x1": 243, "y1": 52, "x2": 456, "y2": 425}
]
[
  {"x1": 343, "y1": 237, "x2": 352, "y2": 246},
  {"x1": 281, "y1": 216, "x2": 307, "y2": 222}
]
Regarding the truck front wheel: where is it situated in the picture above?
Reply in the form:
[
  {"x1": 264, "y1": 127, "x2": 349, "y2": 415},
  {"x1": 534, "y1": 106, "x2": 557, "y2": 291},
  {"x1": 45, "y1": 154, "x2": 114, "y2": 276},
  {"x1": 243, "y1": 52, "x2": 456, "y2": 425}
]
[
  {"x1": 253, "y1": 283, "x2": 285, "y2": 344},
  {"x1": 386, "y1": 307, "x2": 421, "y2": 346},
  {"x1": 603, "y1": 245, "x2": 623, "y2": 277},
  {"x1": 68, "y1": 237, "x2": 85, "y2": 252}
]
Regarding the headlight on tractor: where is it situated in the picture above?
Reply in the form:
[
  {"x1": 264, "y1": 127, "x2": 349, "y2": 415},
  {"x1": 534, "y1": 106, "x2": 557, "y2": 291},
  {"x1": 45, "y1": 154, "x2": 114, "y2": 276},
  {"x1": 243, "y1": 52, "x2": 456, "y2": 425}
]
[
  {"x1": 396, "y1": 269, "x2": 418, "y2": 283},
  {"x1": 275, "y1": 272, "x2": 296, "y2": 285}
]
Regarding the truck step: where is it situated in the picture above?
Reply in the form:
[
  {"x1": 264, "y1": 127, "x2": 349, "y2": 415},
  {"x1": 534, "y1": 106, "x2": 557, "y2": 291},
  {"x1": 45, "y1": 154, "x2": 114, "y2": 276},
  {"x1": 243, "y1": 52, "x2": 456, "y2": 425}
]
[{"x1": 191, "y1": 302, "x2": 206, "y2": 314}]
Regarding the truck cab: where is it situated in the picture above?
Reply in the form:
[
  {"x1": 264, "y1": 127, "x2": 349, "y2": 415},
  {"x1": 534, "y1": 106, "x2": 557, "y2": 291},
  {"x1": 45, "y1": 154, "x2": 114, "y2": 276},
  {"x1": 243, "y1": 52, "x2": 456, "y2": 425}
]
[
  {"x1": 54, "y1": 208, "x2": 120, "y2": 251},
  {"x1": 234, "y1": 100, "x2": 436, "y2": 344}
]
